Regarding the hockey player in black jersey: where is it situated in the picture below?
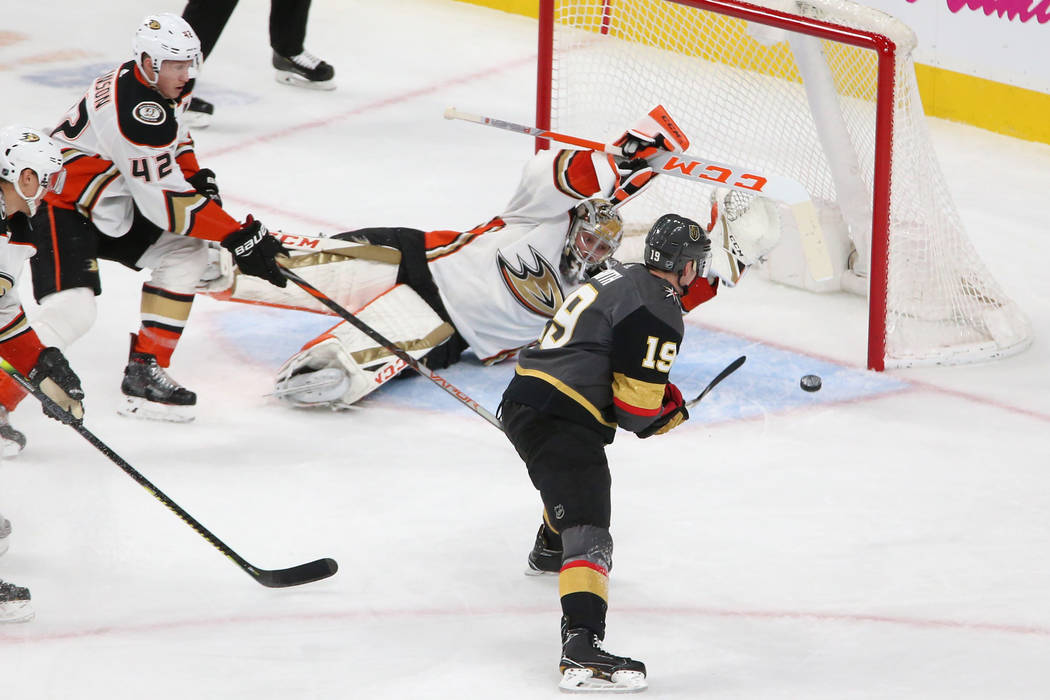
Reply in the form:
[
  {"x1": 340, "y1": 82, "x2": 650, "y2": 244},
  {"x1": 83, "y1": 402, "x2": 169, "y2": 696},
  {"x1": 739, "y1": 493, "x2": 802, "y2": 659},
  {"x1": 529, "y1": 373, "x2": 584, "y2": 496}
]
[{"x1": 500, "y1": 212, "x2": 714, "y2": 693}]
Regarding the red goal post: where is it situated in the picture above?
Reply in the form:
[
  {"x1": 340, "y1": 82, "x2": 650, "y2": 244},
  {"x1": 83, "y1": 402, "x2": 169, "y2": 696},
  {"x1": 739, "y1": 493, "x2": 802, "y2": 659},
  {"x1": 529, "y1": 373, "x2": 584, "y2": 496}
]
[{"x1": 535, "y1": 0, "x2": 1032, "y2": 371}]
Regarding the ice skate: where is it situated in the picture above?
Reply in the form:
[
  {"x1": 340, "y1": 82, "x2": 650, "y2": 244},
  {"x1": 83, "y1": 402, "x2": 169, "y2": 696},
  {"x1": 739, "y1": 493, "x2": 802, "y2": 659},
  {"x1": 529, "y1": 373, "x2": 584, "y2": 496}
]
[
  {"x1": 0, "y1": 406, "x2": 26, "y2": 458},
  {"x1": 0, "y1": 514, "x2": 10, "y2": 557},
  {"x1": 183, "y1": 96, "x2": 214, "y2": 129},
  {"x1": 118, "y1": 351, "x2": 196, "y2": 423},
  {"x1": 526, "y1": 523, "x2": 562, "y2": 576},
  {"x1": 0, "y1": 579, "x2": 33, "y2": 623},
  {"x1": 273, "y1": 50, "x2": 335, "y2": 90},
  {"x1": 559, "y1": 623, "x2": 647, "y2": 693},
  {"x1": 271, "y1": 367, "x2": 349, "y2": 407}
]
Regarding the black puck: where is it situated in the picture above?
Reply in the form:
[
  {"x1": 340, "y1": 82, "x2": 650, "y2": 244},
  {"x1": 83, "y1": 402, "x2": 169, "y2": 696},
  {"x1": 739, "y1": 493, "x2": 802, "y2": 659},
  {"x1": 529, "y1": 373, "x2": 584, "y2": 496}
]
[{"x1": 800, "y1": 374, "x2": 822, "y2": 392}]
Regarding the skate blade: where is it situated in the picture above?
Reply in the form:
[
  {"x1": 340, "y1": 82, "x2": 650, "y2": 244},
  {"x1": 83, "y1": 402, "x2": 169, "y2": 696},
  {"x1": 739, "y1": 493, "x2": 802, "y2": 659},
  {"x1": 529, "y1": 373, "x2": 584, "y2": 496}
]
[
  {"x1": 1, "y1": 437, "x2": 24, "y2": 459},
  {"x1": 270, "y1": 368, "x2": 348, "y2": 405},
  {"x1": 0, "y1": 601, "x2": 35, "y2": 624},
  {"x1": 524, "y1": 566, "x2": 558, "y2": 577},
  {"x1": 559, "y1": 668, "x2": 647, "y2": 693},
  {"x1": 274, "y1": 71, "x2": 336, "y2": 91},
  {"x1": 181, "y1": 111, "x2": 212, "y2": 129},
  {"x1": 117, "y1": 396, "x2": 195, "y2": 423}
]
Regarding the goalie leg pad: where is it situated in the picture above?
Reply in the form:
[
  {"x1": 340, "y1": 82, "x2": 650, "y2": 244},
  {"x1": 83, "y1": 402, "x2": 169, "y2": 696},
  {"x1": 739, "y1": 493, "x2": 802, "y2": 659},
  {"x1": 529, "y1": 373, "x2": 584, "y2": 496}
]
[
  {"x1": 214, "y1": 234, "x2": 401, "y2": 314},
  {"x1": 274, "y1": 284, "x2": 455, "y2": 409}
]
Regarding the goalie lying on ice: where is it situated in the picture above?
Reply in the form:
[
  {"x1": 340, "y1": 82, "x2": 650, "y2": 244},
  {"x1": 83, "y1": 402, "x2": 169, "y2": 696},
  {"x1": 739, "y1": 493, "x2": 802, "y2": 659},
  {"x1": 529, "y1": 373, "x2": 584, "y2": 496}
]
[{"x1": 199, "y1": 110, "x2": 779, "y2": 410}]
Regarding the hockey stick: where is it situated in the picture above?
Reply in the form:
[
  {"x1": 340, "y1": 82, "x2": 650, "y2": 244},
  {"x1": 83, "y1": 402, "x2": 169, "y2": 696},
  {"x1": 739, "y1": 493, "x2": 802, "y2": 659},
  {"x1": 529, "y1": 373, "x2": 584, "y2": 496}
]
[
  {"x1": 0, "y1": 358, "x2": 338, "y2": 588},
  {"x1": 685, "y1": 355, "x2": 746, "y2": 409},
  {"x1": 279, "y1": 267, "x2": 506, "y2": 432},
  {"x1": 444, "y1": 107, "x2": 833, "y2": 282}
]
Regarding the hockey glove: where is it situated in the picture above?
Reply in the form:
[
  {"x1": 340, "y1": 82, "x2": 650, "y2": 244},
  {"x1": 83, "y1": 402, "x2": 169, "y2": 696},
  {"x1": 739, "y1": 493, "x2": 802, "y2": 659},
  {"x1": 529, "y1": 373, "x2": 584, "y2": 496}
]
[
  {"x1": 221, "y1": 216, "x2": 290, "y2": 288},
  {"x1": 611, "y1": 161, "x2": 657, "y2": 208},
  {"x1": 613, "y1": 130, "x2": 666, "y2": 163},
  {"x1": 637, "y1": 382, "x2": 688, "y2": 439},
  {"x1": 186, "y1": 168, "x2": 222, "y2": 206},
  {"x1": 28, "y1": 347, "x2": 85, "y2": 424}
]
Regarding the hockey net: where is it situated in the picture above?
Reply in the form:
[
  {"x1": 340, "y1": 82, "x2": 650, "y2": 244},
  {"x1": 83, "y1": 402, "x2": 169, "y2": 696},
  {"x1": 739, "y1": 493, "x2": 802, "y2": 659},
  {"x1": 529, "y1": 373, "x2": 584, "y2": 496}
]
[{"x1": 537, "y1": 0, "x2": 1032, "y2": 370}]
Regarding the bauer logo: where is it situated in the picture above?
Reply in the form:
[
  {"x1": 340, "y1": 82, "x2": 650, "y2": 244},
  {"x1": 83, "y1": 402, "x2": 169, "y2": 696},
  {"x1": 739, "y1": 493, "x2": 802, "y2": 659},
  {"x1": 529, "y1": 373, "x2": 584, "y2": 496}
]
[{"x1": 133, "y1": 101, "x2": 166, "y2": 126}]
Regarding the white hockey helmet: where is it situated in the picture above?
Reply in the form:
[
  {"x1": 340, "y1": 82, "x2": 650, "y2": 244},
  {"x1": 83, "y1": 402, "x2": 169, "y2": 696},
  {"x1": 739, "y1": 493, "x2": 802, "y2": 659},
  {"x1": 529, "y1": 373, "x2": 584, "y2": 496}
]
[
  {"x1": 562, "y1": 198, "x2": 624, "y2": 282},
  {"x1": 0, "y1": 126, "x2": 63, "y2": 217},
  {"x1": 133, "y1": 13, "x2": 202, "y2": 85}
]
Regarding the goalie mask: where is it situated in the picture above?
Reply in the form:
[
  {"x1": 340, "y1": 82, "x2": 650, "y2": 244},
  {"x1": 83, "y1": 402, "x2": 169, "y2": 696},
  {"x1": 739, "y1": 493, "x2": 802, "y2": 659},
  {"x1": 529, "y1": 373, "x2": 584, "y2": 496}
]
[
  {"x1": 562, "y1": 198, "x2": 623, "y2": 282},
  {"x1": 0, "y1": 126, "x2": 63, "y2": 217},
  {"x1": 133, "y1": 13, "x2": 202, "y2": 86},
  {"x1": 644, "y1": 213, "x2": 712, "y2": 278}
]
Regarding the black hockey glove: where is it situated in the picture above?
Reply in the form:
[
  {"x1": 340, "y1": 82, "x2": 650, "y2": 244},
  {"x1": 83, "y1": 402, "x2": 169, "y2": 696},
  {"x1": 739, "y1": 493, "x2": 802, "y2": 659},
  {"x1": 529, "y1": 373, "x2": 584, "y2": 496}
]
[
  {"x1": 221, "y1": 217, "x2": 290, "y2": 288},
  {"x1": 28, "y1": 347, "x2": 85, "y2": 424},
  {"x1": 186, "y1": 168, "x2": 222, "y2": 206},
  {"x1": 637, "y1": 382, "x2": 688, "y2": 439}
]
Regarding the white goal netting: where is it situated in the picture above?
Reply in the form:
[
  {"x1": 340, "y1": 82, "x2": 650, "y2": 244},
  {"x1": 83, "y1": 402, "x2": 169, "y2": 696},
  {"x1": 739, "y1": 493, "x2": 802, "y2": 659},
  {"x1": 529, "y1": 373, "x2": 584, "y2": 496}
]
[{"x1": 542, "y1": 0, "x2": 1031, "y2": 368}]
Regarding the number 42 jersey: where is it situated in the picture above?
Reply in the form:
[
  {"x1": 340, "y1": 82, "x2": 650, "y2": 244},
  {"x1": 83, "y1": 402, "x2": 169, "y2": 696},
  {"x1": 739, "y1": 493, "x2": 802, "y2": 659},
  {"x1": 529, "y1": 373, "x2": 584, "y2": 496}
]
[{"x1": 503, "y1": 261, "x2": 685, "y2": 443}]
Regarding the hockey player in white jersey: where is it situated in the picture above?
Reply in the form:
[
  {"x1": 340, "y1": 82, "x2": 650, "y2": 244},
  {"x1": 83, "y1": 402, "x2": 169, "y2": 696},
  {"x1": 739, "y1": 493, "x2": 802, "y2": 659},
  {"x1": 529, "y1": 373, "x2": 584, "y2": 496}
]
[
  {"x1": 203, "y1": 107, "x2": 693, "y2": 409},
  {"x1": 0, "y1": 126, "x2": 89, "y2": 623},
  {"x1": 26, "y1": 13, "x2": 288, "y2": 423}
]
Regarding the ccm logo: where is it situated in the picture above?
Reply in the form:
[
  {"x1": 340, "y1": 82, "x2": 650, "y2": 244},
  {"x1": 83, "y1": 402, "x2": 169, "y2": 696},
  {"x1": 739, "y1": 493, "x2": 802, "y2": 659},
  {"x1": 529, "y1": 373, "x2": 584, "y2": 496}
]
[{"x1": 659, "y1": 156, "x2": 767, "y2": 192}]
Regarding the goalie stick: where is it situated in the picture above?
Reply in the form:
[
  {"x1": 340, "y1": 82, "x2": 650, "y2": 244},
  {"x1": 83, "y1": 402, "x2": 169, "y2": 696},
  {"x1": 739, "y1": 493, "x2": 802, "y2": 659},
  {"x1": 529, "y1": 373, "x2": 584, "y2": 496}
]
[
  {"x1": 444, "y1": 107, "x2": 833, "y2": 282},
  {"x1": 686, "y1": 355, "x2": 747, "y2": 409},
  {"x1": 0, "y1": 358, "x2": 338, "y2": 589},
  {"x1": 280, "y1": 267, "x2": 506, "y2": 432}
]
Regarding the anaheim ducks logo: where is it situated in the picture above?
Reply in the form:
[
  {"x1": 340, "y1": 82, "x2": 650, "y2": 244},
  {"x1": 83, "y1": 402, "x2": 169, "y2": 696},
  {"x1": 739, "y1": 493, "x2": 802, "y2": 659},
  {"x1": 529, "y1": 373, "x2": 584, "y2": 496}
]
[
  {"x1": 496, "y1": 246, "x2": 566, "y2": 318},
  {"x1": 0, "y1": 273, "x2": 13, "y2": 298},
  {"x1": 133, "y1": 101, "x2": 166, "y2": 126},
  {"x1": 21, "y1": 132, "x2": 40, "y2": 143},
  {"x1": 148, "y1": 19, "x2": 162, "y2": 30}
]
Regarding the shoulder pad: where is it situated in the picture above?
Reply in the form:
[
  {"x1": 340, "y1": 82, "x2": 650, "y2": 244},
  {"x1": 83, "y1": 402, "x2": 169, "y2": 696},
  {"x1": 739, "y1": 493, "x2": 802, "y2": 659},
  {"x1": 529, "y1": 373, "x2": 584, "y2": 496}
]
[{"x1": 115, "y1": 67, "x2": 178, "y2": 148}]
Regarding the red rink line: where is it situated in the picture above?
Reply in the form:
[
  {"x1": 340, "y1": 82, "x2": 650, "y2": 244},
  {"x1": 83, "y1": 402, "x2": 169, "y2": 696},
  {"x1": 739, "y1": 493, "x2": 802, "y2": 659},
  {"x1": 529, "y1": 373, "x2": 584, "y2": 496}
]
[
  {"x1": 204, "y1": 54, "x2": 537, "y2": 161},
  {"x1": 2, "y1": 603, "x2": 1048, "y2": 645},
  {"x1": 688, "y1": 318, "x2": 1050, "y2": 425}
]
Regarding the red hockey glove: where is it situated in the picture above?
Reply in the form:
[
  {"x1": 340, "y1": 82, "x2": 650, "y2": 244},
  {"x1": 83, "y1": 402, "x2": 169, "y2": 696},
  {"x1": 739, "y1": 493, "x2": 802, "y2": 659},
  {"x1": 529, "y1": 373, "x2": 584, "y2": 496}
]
[{"x1": 637, "y1": 382, "x2": 689, "y2": 439}]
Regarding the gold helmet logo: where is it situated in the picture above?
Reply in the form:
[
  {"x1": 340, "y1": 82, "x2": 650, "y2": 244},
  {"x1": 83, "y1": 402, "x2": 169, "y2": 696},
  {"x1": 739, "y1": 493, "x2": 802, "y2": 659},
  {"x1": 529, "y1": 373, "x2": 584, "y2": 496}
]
[
  {"x1": 148, "y1": 19, "x2": 161, "y2": 30},
  {"x1": 21, "y1": 132, "x2": 40, "y2": 142},
  {"x1": 689, "y1": 224, "x2": 701, "y2": 241}
]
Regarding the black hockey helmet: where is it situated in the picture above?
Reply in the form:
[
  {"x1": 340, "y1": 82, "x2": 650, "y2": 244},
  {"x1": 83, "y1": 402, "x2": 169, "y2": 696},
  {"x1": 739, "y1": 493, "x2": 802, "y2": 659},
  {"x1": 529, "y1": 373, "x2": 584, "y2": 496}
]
[{"x1": 643, "y1": 213, "x2": 712, "y2": 276}]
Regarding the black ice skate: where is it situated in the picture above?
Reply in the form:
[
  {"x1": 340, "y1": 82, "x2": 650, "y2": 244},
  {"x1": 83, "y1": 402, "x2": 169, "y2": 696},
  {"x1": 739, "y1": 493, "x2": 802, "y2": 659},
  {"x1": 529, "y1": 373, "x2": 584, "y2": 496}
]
[
  {"x1": 272, "y1": 50, "x2": 335, "y2": 90},
  {"x1": 0, "y1": 406, "x2": 26, "y2": 458},
  {"x1": 0, "y1": 514, "x2": 10, "y2": 557},
  {"x1": 526, "y1": 523, "x2": 563, "y2": 576},
  {"x1": 183, "y1": 96, "x2": 214, "y2": 129},
  {"x1": 0, "y1": 579, "x2": 33, "y2": 623},
  {"x1": 559, "y1": 623, "x2": 647, "y2": 693},
  {"x1": 119, "y1": 350, "x2": 196, "y2": 423}
]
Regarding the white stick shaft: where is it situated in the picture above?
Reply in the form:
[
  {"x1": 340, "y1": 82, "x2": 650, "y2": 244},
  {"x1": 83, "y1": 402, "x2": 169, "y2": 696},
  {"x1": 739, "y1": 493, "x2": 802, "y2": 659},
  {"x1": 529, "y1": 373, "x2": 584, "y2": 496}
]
[{"x1": 444, "y1": 106, "x2": 832, "y2": 281}]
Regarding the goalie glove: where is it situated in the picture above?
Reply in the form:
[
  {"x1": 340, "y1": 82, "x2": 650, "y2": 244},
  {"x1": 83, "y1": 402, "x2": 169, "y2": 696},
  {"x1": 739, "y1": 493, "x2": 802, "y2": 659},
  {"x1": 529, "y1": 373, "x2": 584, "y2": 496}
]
[
  {"x1": 707, "y1": 188, "x2": 781, "y2": 287},
  {"x1": 636, "y1": 382, "x2": 689, "y2": 439},
  {"x1": 610, "y1": 160, "x2": 657, "y2": 209},
  {"x1": 612, "y1": 105, "x2": 690, "y2": 167},
  {"x1": 186, "y1": 168, "x2": 221, "y2": 206},
  {"x1": 221, "y1": 216, "x2": 290, "y2": 288},
  {"x1": 28, "y1": 347, "x2": 84, "y2": 424}
]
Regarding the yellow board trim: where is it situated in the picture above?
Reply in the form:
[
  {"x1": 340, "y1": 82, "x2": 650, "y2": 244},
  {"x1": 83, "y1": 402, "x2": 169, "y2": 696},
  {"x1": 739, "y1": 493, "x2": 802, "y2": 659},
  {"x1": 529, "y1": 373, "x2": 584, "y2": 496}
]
[{"x1": 452, "y1": 0, "x2": 1050, "y2": 145}]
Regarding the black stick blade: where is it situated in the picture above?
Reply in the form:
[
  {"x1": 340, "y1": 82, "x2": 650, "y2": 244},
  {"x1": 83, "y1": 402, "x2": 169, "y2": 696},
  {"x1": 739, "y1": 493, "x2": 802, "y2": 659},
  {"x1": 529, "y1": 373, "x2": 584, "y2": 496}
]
[{"x1": 254, "y1": 557, "x2": 339, "y2": 588}]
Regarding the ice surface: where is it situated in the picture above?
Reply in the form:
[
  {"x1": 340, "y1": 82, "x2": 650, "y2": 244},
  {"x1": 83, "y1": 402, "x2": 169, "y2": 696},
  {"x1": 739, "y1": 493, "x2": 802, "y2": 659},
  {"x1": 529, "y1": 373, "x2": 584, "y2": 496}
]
[{"x1": 1, "y1": 1, "x2": 1049, "y2": 698}]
